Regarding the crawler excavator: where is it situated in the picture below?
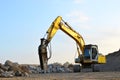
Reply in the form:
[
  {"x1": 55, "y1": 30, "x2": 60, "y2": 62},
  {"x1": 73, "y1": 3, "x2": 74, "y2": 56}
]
[{"x1": 38, "y1": 16, "x2": 106, "y2": 72}]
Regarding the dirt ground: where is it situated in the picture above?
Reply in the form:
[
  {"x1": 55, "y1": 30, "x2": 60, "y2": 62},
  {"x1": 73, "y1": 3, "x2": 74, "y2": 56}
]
[{"x1": 0, "y1": 72, "x2": 120, "y2": 80}]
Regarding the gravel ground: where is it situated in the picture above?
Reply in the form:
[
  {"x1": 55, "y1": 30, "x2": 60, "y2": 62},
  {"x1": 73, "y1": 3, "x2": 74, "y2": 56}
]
[{"x1": 0, "y1": 72, "x2": 120, "y2": 80}]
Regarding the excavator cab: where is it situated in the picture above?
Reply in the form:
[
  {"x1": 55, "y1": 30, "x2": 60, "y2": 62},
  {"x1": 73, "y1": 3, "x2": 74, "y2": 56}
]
[
  {"x1": 84, "y1": 44, "x2": 106, "y2": 64},
  {"x1": 74, "y1": 44, "x2": 106, "y2": 72},
  {"x1": 84, "y1": 44, "x2": 98, "y2": 63},
  {"x1": 75, "y1": 44, "x2": 99, "y2": 64}
]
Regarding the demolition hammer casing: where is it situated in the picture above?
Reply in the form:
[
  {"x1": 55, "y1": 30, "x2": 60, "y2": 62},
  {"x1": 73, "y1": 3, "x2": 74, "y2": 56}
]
[{"x1": 38, "y1": 38, "x2": 48, "y2": 72}]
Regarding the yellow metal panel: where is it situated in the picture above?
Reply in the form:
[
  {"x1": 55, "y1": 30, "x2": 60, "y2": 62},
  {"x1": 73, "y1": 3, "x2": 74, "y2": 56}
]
[
  {"x1": 46, "y1": 16, "x2": 85, "y2": 56},
  {"x1": 60, "y1": 23, "x2": 85, "y2": 54},
  {"x1": 46, "y1": 16, "x2": 62, "y2": 43},
  {"x1": 98, "y1": 55, "x2": 106, "y2": 64}
]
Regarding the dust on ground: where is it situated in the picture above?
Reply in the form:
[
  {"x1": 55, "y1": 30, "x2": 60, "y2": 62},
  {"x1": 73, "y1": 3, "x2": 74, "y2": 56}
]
[{"x1": 0, "y1": 72, "x2": 120, "y2": 80}]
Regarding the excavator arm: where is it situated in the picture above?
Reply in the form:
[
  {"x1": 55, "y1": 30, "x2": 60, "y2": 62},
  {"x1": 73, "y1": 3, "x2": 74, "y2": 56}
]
[
  {"x1": 46, "y1": 16, "x2": 85, "y2": 54},
  {"x1": 38, "y1": 16, "x2": 85, "y2": 72}
]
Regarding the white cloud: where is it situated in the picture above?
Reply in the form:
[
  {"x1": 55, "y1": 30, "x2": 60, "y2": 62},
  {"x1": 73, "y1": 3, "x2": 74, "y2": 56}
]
[
  {"x1": 65, "y1": 11, "x2": 120, "y2": 56},
  {"x1": 65, "y1": 10, "x2": 90, "y2": 31},
  {"x1": 84, "y1": 26, "x2": 120, "y2": 55},
  {"x1": 74, "y1": 0, "x2": 83, "y2": 4},
  {"x1": 97, "y1": 35, "x2": 120, "y2": 55},
  {"x1": 66, "y1": 10, "x2": 89, "y2": 24}
]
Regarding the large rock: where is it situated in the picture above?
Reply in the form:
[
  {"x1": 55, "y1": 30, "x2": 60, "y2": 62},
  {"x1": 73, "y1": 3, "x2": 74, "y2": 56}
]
[
  {"x1": 4, "y1": 60, "x2": 14, "y2": 67},
  {"x1": 19, "y1": 65, "x2": 30, "y2": 73},
  {"x1": 0, "y1": 63, "x2": 8, "y2": 71},
  {"x1": 5, "y1": 60, "x2": 19, "y2": 67},
  {"x1": 0, "y1": 68, "x2": 4, "y2": 74},
  {"x1": 15, "y1": 71, "x2": 22, "y2": 76},
  {"x1": 28, "y1": 65, "x2": 41, "y2": 74},
  {"x1": 0, "y1": 60, "x2": 30, "y2": 77},
  {"x1": 0, "y1": 71, "x2": 14, "y2": 77}
]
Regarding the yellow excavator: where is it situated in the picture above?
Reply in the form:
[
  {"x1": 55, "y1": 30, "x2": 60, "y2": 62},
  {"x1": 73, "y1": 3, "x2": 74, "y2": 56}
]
[{"x1": 38, "y1": 16, "x2": 106, "y2": 72}]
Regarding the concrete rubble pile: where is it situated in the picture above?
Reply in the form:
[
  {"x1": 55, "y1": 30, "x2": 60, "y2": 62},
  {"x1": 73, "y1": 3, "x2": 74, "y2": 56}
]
[
  {"x1": 0, "y1": 60, "x2": 73, "y2": 77},
  {"x1": 27, "y1": 65, "x2": 41, "y2": 74},
  {"x1": 28, "y1": 62, "x2": 73, "y2": 73},
  {"x1": 100, "y1": 49, "x2": 120, "y2": 71},
  {"x1": 1, "y1": 49, "x2": 120, "y2": 78},
  {"x1": 0, "y1": 60, "x2": 29, "y2": 77},
  {"x1": 48, "y1": 62, "x2": 73, "y2": 73}
]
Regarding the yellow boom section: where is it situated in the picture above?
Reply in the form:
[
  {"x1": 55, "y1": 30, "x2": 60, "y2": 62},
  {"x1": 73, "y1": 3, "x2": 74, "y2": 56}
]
[{"x1": 46, "y1": 16, "x2": 85, "y2": 55}]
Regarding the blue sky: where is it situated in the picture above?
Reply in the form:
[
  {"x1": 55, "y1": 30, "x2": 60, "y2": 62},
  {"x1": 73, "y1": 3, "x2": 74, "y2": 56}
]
[{"x1": 0, "y1": 0, "x2": 120, "y2": 64}]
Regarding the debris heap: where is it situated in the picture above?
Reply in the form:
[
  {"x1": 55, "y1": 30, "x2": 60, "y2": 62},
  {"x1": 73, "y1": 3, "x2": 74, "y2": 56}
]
[
  {"x1": 100, "y1": 49, "x2": 120, "y2": 71},
  {"x1": 0, "y1": 60, "x2": 73, "y2": 77},
  {"x1": 0, "y1": 60, "x2": 29, "y2": 77},
  {"x1": 48, "y1": 62, "x2": 73, "y2": 73}
]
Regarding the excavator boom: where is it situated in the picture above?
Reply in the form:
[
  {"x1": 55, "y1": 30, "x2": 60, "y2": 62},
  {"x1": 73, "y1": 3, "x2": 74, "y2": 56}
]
[{"x1": 45, "y1": 16, "x2": 85, "y2": 54}]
